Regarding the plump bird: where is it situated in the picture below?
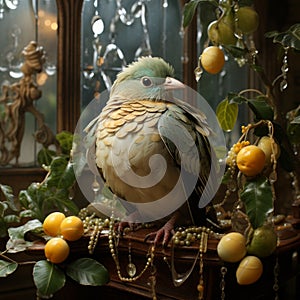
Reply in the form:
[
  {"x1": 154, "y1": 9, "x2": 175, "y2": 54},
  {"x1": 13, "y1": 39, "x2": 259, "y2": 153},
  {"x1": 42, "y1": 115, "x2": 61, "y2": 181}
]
[{"x1": 87, "y1": 57, "x2": 218, "y2": 245}]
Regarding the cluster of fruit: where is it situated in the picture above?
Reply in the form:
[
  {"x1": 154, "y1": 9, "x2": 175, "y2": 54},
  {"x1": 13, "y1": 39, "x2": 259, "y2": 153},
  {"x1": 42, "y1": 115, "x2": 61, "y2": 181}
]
[
  {"x1": 226, "y1": 135, "x2": 280, "y2": 177},
  {"x1": 199, "y1": 4, "x2": 259, "y2": 75},
  {"x1": 217, "y1": 226, "x2": 277, "y2": 285},
  {"x1": 42, "y1": 212, "x2": 84, "y2": 264}
]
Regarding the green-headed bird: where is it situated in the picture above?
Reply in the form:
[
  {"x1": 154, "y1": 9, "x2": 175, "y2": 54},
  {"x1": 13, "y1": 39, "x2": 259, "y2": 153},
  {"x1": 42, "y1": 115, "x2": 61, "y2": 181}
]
[{"x1": 87, "y1": 57, "x2": 219, "y2": 245}]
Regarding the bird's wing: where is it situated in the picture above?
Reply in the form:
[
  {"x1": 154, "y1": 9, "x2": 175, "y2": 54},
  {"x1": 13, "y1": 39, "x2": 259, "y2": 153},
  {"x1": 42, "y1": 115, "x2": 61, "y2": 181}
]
[{"x1": 158, "y1": 104, "x2": 216, "y2": 208}]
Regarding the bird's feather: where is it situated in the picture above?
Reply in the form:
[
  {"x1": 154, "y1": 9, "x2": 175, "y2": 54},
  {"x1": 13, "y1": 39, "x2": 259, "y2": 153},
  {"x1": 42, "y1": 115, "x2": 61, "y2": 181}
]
[{"x1": 86, "y1": 56, "x2": 219, "y2": 233}]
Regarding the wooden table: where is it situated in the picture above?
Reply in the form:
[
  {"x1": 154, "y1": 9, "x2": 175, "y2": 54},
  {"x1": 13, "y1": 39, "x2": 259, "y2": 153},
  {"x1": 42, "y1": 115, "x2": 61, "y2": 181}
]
[{"x1": 1, "y1": 221, "x2": 300, "y2": 300}]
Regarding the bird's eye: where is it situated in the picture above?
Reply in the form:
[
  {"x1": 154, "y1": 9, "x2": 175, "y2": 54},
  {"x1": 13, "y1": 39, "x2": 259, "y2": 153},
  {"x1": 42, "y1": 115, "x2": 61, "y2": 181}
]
[{"x1": 141, "y1": 77, "x2": 153, "y2": 87}]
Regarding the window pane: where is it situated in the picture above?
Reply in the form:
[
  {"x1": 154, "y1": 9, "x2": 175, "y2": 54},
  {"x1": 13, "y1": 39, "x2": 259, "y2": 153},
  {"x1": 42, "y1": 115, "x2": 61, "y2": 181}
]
[
  {"x1": 0, "y1": 1, "x2": 57, "y2": 166},
  {"x1": 81, "y1": 0, "x2": 183, "y2": 110}
]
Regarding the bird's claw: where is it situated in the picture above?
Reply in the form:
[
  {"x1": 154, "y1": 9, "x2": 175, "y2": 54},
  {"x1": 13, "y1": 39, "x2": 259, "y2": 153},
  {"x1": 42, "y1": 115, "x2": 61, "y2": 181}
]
[
  {"x1": 115, "y1": 221, "x2": 141, "y2": 236},
  {"x1": 144, "y1": 226, "x2": 175, "y2": 247}
]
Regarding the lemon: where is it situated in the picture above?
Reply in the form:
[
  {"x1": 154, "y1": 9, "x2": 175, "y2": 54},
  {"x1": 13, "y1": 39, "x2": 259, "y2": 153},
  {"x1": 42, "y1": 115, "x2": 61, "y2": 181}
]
[
  {"x1": 247, "y1": 226, "x2": 278, "y2": 258},
  {"x1": 43, "y1": 212, "x2": 66, "y2": 237},
  {"x1": 257, "y1": 136, "x2": 280, "y2": 166},
  {"x1": 60, "y1": 216, "x2": 84, "y2": 241},
  {"x1": 236, "y1": 6, "x2": 259, "y2": 34},
  {"x1": 217, "y1": 232, "x2": 247, "y2": 263},
  {"x1": 207, "y1": 20, "x2": 237, "y2": 46},
  {"x1": 200, "y1": 46, "x2": 225, "y2": 74},
  {"x1": 44, "y1": 237, "x2": 70, "y2": 264},
  {"x1": 236, "y1": 145, "x2": 266, "y2": 176},
  {"x1": 236, "y1": 256, "x2": 263, "y2": 285}
]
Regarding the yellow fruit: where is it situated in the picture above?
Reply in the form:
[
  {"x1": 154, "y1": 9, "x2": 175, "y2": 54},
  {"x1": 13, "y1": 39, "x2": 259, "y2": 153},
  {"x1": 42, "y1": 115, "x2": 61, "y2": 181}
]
[
  {"x1": 44, "y1": 237, "x2": 70, "y2": 264},
  {"x1": 236, "y1": 145, "x2": 266, "y2": 176},
  {"x1": 200, "y1": 46, "x2": 225, "y2": 74},
  {"x1": 217, "y1": 232, "x2": 247, "y2": 263},
  {"x1": 60, "y1": 216, "x2": 84, "y2": 241},
  {"x1": 236, "y1": 256, "x2": 263, "y2": 285},
  {"x1": 207, "y1": 20, "x2": 237, "y2": 46},
  {"x1": 43, "y1": 212, "x2": 66, "y2": 237},
  {"x1": 236, "y1": 6, "x2": 259, "y2": 34},
  {"x1": 257, "y1": 136, "x2": 280, "y2": 166},
  {"x1": 247, "y1": 226, "x2": 278, "y2": 258}
]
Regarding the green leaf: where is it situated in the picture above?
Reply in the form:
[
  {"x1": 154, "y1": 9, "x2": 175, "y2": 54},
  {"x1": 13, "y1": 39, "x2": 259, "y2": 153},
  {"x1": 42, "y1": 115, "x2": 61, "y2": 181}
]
[
  {"x1": 46, "y1": 157, "x2": 68, "y2": 187},
  {"x1": 227, "y1": 92, "x2": 247, "y2": 104},
  {"x1": 182, "y1": 0, "x2": 218, "y2": 27},
  {"x1": 3, "y1": 214, "x2": 20, "y2": 224},
  {"x1": 19, "y1": 209, "x2": 36, "y2": 219},
  {"x1": 0, "y1": 260, "x2": 18, "y2": 277},
  {"x1": 182, "y1": 1, "x2": 201, "y2": 27},
  {"x1": 247, "y1": 96, "x2": 274, "y2": 121},
  {"x1": 56, "y1": 131, "x2": 73, "y2": 155},
  {"x1": 37, "y1": 148, "x2": 56, "y2": 167},
  {"x1": 265, "y1": 23, "x2": 300, "y2": 50},
  {"x1": 0, "y1": 202, "x2": 7, "y2": 217},
  {"x1": 216, "y1": 98, "x2": 239, "y2": 131},
  {"x1": 0, "y1": 184, "x2": 18, "y2": 211},
  {"x1": 223, "y1": 45, "x2": 248, "y2": 58},
  {"x1": 240, "y1": 177, "x2": 273, "y2": 229},
  {"x1": 57, "y1": 161, "x2": 76, "y2": 189},
  {"x1": 8, "y1": 219, "x2": 42, "y2": 241},
  {"x1": 33, "y1": 260, "x2": 66, "y2": 297},
  {"x1": 66, "y1": 258, "x2": 109, "y2": 286}
]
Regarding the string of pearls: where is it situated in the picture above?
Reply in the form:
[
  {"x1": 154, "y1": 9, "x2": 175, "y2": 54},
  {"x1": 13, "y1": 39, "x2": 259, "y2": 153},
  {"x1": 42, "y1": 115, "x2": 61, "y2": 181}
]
[
  {"x1": 79, "y1": 208, "x2": 110, "y2": 254},
  {"x1": 173, "y1": 226, "x2": 220, "y2": 246},
  {"x1": 108, "y1": 211, "x2": 155, "y2": 282}
]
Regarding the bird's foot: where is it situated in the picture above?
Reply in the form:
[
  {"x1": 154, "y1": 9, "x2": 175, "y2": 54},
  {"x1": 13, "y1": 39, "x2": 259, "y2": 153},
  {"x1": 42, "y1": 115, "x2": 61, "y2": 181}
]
[
  {"x1": 114, "y1": 210, "x2": 143, "y2": 235},
  {"x1": 144, "y1": 216, "x2": 177, "y2": 246},
  {"x1": 115, "y1": 220, "x2": 141, "y2": 235}
]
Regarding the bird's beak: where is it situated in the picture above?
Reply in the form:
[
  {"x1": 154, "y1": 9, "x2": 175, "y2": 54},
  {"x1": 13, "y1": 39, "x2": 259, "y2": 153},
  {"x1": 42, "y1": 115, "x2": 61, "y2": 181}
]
[{"x1": 163, "y1": 77, "x2": 185, "y2": 91}]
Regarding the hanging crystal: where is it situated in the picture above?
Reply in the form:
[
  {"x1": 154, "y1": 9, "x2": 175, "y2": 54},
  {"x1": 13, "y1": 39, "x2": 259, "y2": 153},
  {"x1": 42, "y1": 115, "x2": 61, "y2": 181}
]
[
  {"x1": 92, "y1": 177, "x2": 101, "y2": 193},
  {"x1": 272, "y1": 47, "x2": 289, "y2": 91},
  {"x1": 127, "y1": 262, "x2": 137, "y2": 277}
]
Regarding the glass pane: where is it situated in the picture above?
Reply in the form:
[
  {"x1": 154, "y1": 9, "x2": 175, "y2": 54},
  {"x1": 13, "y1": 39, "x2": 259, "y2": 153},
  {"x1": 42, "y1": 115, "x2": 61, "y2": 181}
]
[
  {"x1": 81, "y1": 0, "x2": 183, "y2": 110},
  {"x1": 0, "y1": 0, "x2": 57, "y2": 166}
]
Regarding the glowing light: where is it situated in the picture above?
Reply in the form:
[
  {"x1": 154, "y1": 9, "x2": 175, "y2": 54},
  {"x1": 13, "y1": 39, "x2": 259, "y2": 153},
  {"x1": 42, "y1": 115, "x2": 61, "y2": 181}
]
[
  {"x1": 44, "y1": 19, "x2": 51, "y2": 27},
  {"x1": 51, "y1": 22, "x2": 58, "y2": 31}
]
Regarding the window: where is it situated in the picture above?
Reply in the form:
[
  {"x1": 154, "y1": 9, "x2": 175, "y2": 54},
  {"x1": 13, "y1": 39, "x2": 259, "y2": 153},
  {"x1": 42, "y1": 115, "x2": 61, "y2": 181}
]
[{"x1": 0, "y1": 0, "x2": 57, "y2": 166}]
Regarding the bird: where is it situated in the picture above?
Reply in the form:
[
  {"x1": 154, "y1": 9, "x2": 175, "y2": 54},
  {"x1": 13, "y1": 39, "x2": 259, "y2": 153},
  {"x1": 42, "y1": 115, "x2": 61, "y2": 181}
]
[{"x1": 85, "y1": 56, "x2": 220, "y2": 245}]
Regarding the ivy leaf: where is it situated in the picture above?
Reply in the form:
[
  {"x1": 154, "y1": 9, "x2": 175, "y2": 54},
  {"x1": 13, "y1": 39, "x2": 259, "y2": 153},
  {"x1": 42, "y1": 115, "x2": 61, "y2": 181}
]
[
  {"x1": 66, "y1": 258, "x2": 109, "y2": 286},
  {"x1": 46, "y1": 157, "x2": 68, "y2": 187},
  {"x1": 3, "y1": 214, "x2": 20, "y2": 224},
  {"x1": 56, "y1": 131, "x2": 74, "y2": 155},
  {"x1": 0, "y1": 260, "x2": 18, "y2": 277},
  {"x1": 0, "y1": 184, "x2": 18, "y2": 211},
  {"x1": 240, "y1": 177, "x2": 273, "y2": 229},
  {"x1": 6, "y1": 219, "x2": 43, "y2": 253},
  {"x1": 37, "y1": 147, "x2": 56, "y2": 167},
  {"x1": 33, "y1": 260, "x2": 66, "y2": 297},
  {"x1": 0, "y1": 202, "x2": 7, "y2": 217},
  {"x1": 247, "y1": 96, "x2": 274, "y2": 121},
  {"x1": 57, "y1": 161, "x2": 75, "y2": 189},
  {"x1": 216, "y1": 98, "x2": 239, "y2": 131},
  {"x1": 265, "y1": 23, "x2": 300, "y2": 50}
]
